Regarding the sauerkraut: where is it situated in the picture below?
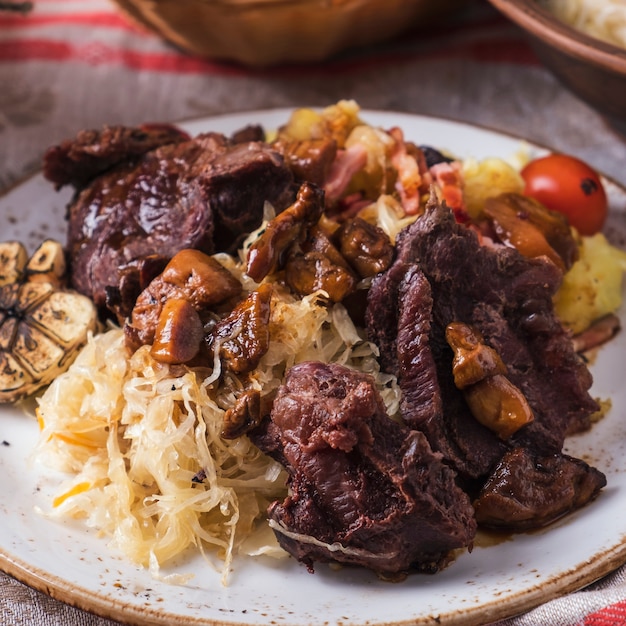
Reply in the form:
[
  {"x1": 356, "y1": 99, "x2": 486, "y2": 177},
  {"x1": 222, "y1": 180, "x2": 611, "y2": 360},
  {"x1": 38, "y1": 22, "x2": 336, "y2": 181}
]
[
  {"x1": 538, "y1": 0, "x2": 626, "y2": 49},
  {"x1": 35, "y1": 287, "x2": 400, "y2": 584}
]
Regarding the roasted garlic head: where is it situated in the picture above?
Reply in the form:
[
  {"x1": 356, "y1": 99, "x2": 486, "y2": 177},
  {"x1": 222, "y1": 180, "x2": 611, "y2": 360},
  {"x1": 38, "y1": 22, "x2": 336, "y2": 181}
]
[{"x1": 0, "y1": 240, "x2": 98, "y2": 403}]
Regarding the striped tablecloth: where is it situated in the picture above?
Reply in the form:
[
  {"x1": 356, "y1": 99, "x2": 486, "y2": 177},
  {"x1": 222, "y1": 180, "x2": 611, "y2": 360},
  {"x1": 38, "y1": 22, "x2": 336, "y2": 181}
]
[{"x1": 1, "y1": 1, "x2": 626, "y2": 624}]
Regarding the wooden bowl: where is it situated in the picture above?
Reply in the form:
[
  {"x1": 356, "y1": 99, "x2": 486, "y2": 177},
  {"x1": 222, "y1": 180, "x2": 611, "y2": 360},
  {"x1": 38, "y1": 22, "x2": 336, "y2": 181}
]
[
  {"x1": 112, "y1": 0, "x2": 466, "y2": 67},
  {"x1": 487, "y1": 0, "x2": 626, "y2": 135}
]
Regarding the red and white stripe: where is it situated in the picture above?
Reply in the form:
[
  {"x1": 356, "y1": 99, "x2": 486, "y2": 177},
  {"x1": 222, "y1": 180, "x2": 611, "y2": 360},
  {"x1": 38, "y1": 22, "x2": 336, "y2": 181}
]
[{"x1": 0, "y1": 0, "x2": 540, "y2": 75}]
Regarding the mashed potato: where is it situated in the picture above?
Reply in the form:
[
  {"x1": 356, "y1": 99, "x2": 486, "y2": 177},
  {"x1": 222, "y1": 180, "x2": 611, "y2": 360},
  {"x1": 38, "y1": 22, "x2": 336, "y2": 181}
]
[{"x1": 554, "y1": 232, "x2": 626, "y2": 334}]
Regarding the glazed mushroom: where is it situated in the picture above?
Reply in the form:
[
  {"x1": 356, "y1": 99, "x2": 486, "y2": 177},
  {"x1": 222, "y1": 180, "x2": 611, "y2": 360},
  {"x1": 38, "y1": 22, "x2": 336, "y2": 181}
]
[
  {"x1": 125, "y1": 248, "x2": 242, "y2": 357},
  {"x1": 446, "y1": 321, "x2": 534, "y2": 439},
  {"x1": 336, "y1": 217, "x2": 393, "y2": 279}
]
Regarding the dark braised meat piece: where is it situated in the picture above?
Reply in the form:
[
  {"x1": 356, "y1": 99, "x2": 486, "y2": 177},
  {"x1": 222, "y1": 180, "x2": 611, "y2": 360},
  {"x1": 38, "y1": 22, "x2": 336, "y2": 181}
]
[
  {"x1": 62, "y1": 131, "x2": 294, "y2": 315},
  {"x1": 395, "y1": 266, "x2": 442, "y2": 429},
  {"x1": 105, "y1": 255, "x2": 169, "y2": 324},
  {"x1": 366, "y1": 192, "x2": 602, "y2": 522},
  {"x1": 230, "y1": 124, "x2": 265, "y2": 144},
  {"x1": 250, "y1": 361, "x2": 477, "y2": 578},
  {"x1": 206, "y1": 283, "x2": 273, "y2": 375},
  {"x1": 272, "y1": 138, "x2": 338, "y2": 186},
  {"x1": 125, "y1": 249, "x2": 242, "y2": 354},
  {"x1": 366, "y1": 192, "x2": 606, "y2": 529},
  {"x1": 473, "y1": 447, "x2": 606, "y2": 530},
  {"x1": 363, "y1": 260, "x2": 410, "y2": 376},
  {"x1": 372, "y1": 194, "x2": 598, "y2": 457},
  {"x1": 203, "y1": 140, "x2": 296, "y2": 252},
  {"x1": 43, "y1": 124, "x2": 189, "y2": 190},
  {"x1": 368, "y1": 261, "x2": 507, "y2": 480},
  {"x1": 246, "y1": 182, "x2": 324, "y2": 283}
]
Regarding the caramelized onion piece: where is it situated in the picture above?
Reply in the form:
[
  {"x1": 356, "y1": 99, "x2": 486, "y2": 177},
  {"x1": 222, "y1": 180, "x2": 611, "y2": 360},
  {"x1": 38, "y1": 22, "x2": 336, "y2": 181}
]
[
  {"x1": 150, "y1": 298, "x2": 204, "y2": 364},
  {"x1": 446, "y1": 322, "x2": 534, "y2": 439},
  {"x1": 208, "y1": 283, "x2": 273, "y2": 374},
  {"x1": 222, "y1": 389, "x2": 262, "y2": 439},
  {"x1": 483, "y1": 193, "x2": 578, "y2": 271},
  {"x1": 246, "y1": 182, "x2": 324, "y2": 283}
]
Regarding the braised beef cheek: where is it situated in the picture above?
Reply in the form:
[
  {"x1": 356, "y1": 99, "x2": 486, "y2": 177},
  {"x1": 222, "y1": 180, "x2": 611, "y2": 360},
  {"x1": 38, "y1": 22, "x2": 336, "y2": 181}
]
[
  {"x1": 365, "y1": 196, "x2": 604, "y2": 533},
  {"x1": 46, "y1": 129, "x2": 295, "y2": 316},
  {"x1": 43, "y1": 124, "x2": 190, "y2": 190},
  {"x1": 367, "y1": 196, "x2": 599, "y2": 477},
  {"x1": 250, "y1": 361, "x2": 477, "y2": 578}
]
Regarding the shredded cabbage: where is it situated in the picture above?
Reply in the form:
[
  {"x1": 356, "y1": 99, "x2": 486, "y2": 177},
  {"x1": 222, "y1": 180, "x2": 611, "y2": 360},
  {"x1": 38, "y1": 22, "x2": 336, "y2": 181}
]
[{"x1": 34, "y1": 286, "x2": 400, "y2": 585}]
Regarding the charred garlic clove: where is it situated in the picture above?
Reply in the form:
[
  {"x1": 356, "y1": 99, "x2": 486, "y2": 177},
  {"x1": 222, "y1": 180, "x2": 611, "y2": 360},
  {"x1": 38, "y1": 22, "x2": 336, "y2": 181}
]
[
  {"x1": 0, "y1": 240, "x2": 98, "y2": 403},
  {"x1": 24, "y1": 238, "x2": 66, "y2": 286},
  {"x1": 0, "y1": 241, "x2": 28, "y2": 286}
]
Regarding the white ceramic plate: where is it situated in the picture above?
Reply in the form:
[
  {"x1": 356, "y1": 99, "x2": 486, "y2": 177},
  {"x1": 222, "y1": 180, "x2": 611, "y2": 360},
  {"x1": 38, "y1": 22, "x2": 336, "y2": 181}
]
[{"x1": 1, "y1": 110, "x2": 625, "y2": 626}]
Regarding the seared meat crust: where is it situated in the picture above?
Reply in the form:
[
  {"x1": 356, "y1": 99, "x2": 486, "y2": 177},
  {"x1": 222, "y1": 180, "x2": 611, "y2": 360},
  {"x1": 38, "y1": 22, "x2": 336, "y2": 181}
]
[
  {"x1": 366, "y1": 194, "x2": 604, "y2": 531},
  {"x1": 368, "y1": 195, "x2": 599, "y2": 476},
  {"x1": 250, "y1": 361, "x2": 477, "y2": 578},
  {"x1": 43, "y1": 124, "x2": 189, "y2": 190},
  {"x1": 473, "y1": 447, "x2": 606, "y2": 529},
  {"x1": 54, "y1": 130, "x2": 295, "y2": 316}
]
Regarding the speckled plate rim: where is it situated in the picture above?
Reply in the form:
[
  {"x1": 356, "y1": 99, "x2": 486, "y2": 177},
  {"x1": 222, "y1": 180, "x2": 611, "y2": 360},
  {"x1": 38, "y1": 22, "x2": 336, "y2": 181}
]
[{"x1": 0, "y1": 109, "x2": 625, "y2": 626}]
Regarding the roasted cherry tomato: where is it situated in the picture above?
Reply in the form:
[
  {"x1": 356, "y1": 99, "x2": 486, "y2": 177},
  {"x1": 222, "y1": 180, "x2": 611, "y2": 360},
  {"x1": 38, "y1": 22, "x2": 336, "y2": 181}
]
[{"x1": 520, "y1": 154, "x2": 607, "y2": 236}]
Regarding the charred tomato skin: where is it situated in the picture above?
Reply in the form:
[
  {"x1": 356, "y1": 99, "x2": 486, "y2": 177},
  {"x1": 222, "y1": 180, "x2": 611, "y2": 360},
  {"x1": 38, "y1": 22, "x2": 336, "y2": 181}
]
[{"x1": 521, "y1": 154, "x2": 608, "y2": 236}]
